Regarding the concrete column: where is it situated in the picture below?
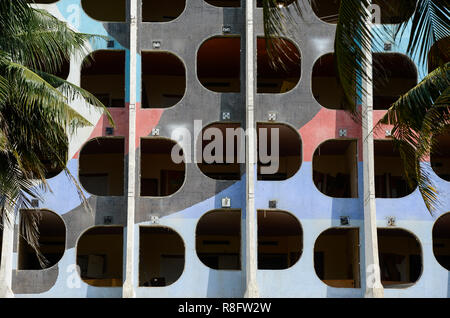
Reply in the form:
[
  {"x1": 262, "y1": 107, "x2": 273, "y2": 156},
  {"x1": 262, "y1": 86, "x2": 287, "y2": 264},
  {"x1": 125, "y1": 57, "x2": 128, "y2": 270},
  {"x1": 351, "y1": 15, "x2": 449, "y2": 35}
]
[
  {"x1": 0, "y1": 213, "x2": 15, "y2": 298},
  {"x1": 123, "y1": 0, "x2": 138, "y2": 298},
  {"x1": 362, "y1": 1, "x2": 384, "y2": 298},
  {"x1": 244, "y1": 0, "x2": 259, "y2": 298}
]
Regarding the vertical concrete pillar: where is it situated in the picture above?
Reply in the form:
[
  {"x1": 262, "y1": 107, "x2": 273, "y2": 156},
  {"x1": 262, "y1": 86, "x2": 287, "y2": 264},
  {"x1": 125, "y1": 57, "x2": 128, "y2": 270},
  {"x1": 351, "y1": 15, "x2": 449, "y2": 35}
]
[
  {"x1": 0, "y1": 213, "x2": 15, "y2": 298},
  {"x1": 362, "y1": 1, "x2": 384, "y2": 298},
  {"x1": 123, "y1": 0, "x2": 138, "y2": 298},
  {"x1": 244, "y1": 0, "x2": 259, "y2": 298}
]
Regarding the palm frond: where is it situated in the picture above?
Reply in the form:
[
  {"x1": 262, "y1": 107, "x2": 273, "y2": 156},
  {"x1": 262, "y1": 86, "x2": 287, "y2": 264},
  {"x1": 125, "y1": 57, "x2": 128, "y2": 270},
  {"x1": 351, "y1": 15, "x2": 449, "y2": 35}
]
[
  {"x1": 334, "y1": 0, "x2": 386, "y2": 117},
  {"x1": 19, "y1": 209, "x2": 49, "y2": 268},
  {"x1": 392, "y1": 0, "x2": 450, "y2": 67},
  {"x1": 0, "y1": 0, "x2": 102, "y2": 75},
  {"x1": 261, "y1": 0, "x2": 302, "y2": 70},
  {"x1": 376, "y1": 63, "x2": 450, "y2": 214},
  {"x1": 0, "y1": 0, "x2": 112, "y2": 264}
]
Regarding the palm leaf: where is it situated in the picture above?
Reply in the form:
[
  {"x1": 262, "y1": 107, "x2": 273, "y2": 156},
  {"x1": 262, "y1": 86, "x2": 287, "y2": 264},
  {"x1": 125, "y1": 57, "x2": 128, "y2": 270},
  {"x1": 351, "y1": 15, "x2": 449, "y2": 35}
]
[{"x1": 376, "y1": 63, "x2": 450, "y2": 214}]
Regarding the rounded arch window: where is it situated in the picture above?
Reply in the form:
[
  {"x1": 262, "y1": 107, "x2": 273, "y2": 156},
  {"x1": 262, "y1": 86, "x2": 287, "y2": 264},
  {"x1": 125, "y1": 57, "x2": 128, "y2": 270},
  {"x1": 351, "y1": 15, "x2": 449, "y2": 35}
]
[
  {"x1": 196, "y1": 210, "x2": 241, "y2": 270},
  {"x1": 139, "y1": 226, "x2": 185, "y2": 286},
  {"x1": 432, "y1": 213, "x2": 450, "y2": 271},
  {"x1": 258, "y1": 210, "x2": 303, "y2": 269},
  {"x1": 377, "y1": 228, "x2": 423, "y2": 288},
  {"x1": 257, "y1": 123, "x2": 302, "y2": 181},
  {"x1": 18, "y1": 209, "x2": 66, "y2": 270}
]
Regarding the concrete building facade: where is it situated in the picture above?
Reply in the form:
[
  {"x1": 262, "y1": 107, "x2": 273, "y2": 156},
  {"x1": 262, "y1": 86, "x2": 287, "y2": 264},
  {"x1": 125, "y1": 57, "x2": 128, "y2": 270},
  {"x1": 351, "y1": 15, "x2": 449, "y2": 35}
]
[{"x1": 1, "y1": 0, "x2": 449, "y2": 298}]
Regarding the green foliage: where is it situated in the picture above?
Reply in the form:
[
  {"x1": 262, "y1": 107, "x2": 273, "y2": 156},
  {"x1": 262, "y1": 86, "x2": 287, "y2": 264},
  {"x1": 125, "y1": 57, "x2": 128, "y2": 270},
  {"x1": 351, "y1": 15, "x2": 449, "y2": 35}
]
[{"x1": 0, "y1": 0, "x2": 112, "y2": 268}]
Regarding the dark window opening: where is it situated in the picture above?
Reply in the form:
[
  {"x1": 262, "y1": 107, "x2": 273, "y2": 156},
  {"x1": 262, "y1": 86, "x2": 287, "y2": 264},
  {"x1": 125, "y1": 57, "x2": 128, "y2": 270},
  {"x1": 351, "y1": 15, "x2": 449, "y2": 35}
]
[
  {"x1": 81, "y1": 0, "x2": 125, "y2": 22},
  {"x1": 18, "y1": 210, "x2": 66, "y2": 270},
  {"x1": 142, "y1": 0, "x2": 185, "y2": 22},
  {"x1": 196, "y1": 210, "x2": 241, "y2": 270},
  {"x1": 373, "y1": 53, "x2": 417, "y2": 110},
  {"x1": 197, "y1": 123, "x2": 243, "y2": 180},
  {"x1": 205, "y1": 0, "x2": 240, "y2": 7},
  {"x1": 257, "y1": 123, "x2": 302, "y2": 181},
  {"x1": 431, "y1": 127, "x2": 450, "y2": 182},
  {"x1": 312, "y1": 53, "x2": 417, "y2": 110},
  {"x1": 312, "y1": 0, "x2": 416, "y2": 24},
  {"x1": 142, "y1": 52, "x2": 186, "y2": 108},
  {"x1": 378, "y1": 228, "x2": 422, "y2": 288},
  {"x1": 139, "y1": 227, "x2": 185, "y2": 286},
  {"x1": 433, "y1": 213, "x2": 450, "y2": 271},
  {"x1": 258, "y1": 210, "x2": 302, "y2": 269},
  {"x1": 140, "y1": 138, "x2": 185, "y2": 196},
  {"x1": 313, "y1": 139, "x2": 358, "y2": 198},
  {"x1": 256, "y1": 0, "x2": 295, "y2": 7},
  {"x1": 79, "y1": 137, "x2": 125, "y2": 196},
  {"x1": 428, "y1": 37, "x2": 449, "y2": 74},
  {"x1": 314, "y1": 228, "x2": 360, "y2": 288},
  {"x1": 81, "y1": 50, "x2": 125, "y2": 108},
  {"x1": 312, "y1": 53, "x2": 347, "y2": 109},
  {"x1": 197, "y1": 37, "x2": 240, "y2": 93},
  {"x1": 77, "y1": 226, "x2": 123, "y2": 287},
  {"x1": 257, "y1": 38, "x2": 301, "y2": 93},
  {"x1": 374, "y1": 140, "x2": 417, "y2": 198}
]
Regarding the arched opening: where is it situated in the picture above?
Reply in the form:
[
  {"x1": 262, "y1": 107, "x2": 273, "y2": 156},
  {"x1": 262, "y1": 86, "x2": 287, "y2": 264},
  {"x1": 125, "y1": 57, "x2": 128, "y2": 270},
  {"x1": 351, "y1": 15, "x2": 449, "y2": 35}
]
[
  {"x1": 312, "y1": 53, "x2": 417, "y2": 110},
  {"x1": 374, "y1": 140, "x2": 417, "y2": 198},
  {"x1": 257, "y1": 123, "x2": 302, "y2": 180},
  {"x1": 312, "y1": 53, "x2": 347, "y2": 109},
  {"x1": 314, "y1": 228, "x2": 360, "y2": 288},
  {"x1": 77, "y1": 226, "x2": 123, "y2": 287},
  {"x1": 257, "y1": 37, "x2": 301, "y2": 93},
  {"x1": 197, "y1": 122, "x2": 243, "y2": 180},
  {"x1": 140, "y1": 138, "x2": 185, "y2": 196},
  {"x1": 81, "y1": 50, "x2": 125, "y2": 108},
  {"x1": 428, "y1": 37, "x2": 449, "y2": 73},
  {"x1": 257, "y1": 210, "x2": 302, "y2": 269},
  {"x1": 142, "y1": 0, "x2": 185, "y2": 22},
  {"x1": 18, "y1": 210, "x2": 66, "y2": 270},
  {"x1": 141, "y1": 52, "x2": 186, "y2": 108},
  {"x1": 433, "y1": 213, "x2": 450, "y2": 271},
  {"x1": 378, "y1": 228, "x2": 422, "y2": 288},
  {"x1": 313, "y1": 139, "x2": 358, "y2": 198},
  {"x1": 311, "y1": 0, "x2": 415, "y2": 24},
  {"x1": 81, "y1": 0, "x2": 126, "y2": 22},
  {"x1": 373, "y1": 53, "x2": 417, "y2": 110},
  {"x1": 79, "y1": 137, "x2": 125, "y2": 196},
  {"x1": 431, "y1": 126, "x2": 450, "y2": 181},
  {"x1": 139, "y1": 227, "x2": 185, "y2": 286},
  {"x1": 197, "y1": 36, "x2": 240, "y2": 93},
  {"x1": 196, "y1": 210, "x2": 241, "y2": 270},
  {"x1": 205, "y1": 0, "x2": 240, "y2": 7}
]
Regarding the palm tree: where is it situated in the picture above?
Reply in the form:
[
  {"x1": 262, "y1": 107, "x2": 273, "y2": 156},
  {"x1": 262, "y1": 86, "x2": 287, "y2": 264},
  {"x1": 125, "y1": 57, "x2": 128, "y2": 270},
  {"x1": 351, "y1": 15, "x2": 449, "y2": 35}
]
[
  {"x1": 262, "y1": 0, "x2": 449, "y2": 214},
  {"x1": 0, "y1": 0, "x2": 112, "y2": 267}
]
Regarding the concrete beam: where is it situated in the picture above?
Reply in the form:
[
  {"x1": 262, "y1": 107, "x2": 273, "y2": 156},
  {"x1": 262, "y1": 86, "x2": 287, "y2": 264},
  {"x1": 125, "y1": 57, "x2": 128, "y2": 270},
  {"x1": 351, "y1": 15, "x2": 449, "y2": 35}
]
[
  {"x1": 0, "y1": 213, "x2": 15, "y2": 298},
  {"x1": 362, "y1": 1, "x2": 384, "y2": 298},
  {"x1": 244, "y1": 0, "x2": 259, "y2": 298},
  {"x1": 123, "y1": 0, "x2": 137, "y2": 298}
]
